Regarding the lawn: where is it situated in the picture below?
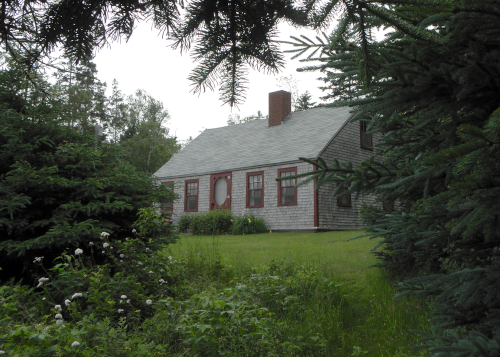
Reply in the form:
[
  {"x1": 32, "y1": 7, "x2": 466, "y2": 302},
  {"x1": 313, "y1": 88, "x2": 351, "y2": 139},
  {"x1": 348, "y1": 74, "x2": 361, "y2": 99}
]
[{"x1": 166, "y1": 231, "x2": 431, "y2": 357}]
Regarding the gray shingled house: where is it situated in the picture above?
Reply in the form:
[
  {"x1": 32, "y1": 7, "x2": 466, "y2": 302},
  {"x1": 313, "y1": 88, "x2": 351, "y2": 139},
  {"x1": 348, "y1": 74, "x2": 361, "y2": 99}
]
[{"x1": 153, "y1": 90, "x2": 376, "y2": 231}]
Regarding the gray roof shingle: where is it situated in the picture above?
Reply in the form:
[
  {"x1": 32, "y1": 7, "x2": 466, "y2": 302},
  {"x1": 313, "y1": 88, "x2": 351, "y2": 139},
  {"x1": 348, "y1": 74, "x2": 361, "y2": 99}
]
[{"x1": 153, "y1": 106, "x2": 353, "y2": 179}]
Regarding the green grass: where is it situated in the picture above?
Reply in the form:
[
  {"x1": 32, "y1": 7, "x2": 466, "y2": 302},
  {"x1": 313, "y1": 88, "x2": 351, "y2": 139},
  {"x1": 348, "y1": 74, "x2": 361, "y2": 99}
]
[{"x1": 167, "y1": 231, "x2": 431, "y2": 357}]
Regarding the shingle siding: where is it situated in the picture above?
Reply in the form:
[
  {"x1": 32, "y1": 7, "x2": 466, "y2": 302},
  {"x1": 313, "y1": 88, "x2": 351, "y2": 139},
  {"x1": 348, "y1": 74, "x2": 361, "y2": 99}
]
[
  {"x1": 317, "y1": 120, "x2": 378, "y2": 230},
  {"x1": 163, "y1": 161, "x2": 315, "y2": 231},
  {"x1": 155, "y1": 105, "x2": 383, "y2": 232}
]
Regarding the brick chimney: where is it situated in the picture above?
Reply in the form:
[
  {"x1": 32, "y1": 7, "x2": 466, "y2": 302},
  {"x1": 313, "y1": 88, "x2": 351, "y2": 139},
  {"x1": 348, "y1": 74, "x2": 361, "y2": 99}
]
[{"x1": 268, "y1": 90, "x2": 291, "y2": 127}]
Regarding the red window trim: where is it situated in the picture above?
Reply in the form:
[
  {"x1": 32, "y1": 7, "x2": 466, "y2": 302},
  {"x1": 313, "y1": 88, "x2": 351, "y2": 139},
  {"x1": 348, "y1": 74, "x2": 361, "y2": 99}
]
[
  {"x1": 184, "y1": 179, "x2": 199, "y2": 212},
  {"x1": 278, "y1": 167, "x2": 298, "y2": 206},
  {"x1": 336, "y1": 183, "x2": 352, "y2": 207},
  {"x1": 246, "y1": 171, "x2": 264, "y2": 208},
  {"x1": 360, "y1": 119, "x2": 373, "y2": 150},
  {"x1": 161, "y1": 181, "x2": 174, "y2": 212}
]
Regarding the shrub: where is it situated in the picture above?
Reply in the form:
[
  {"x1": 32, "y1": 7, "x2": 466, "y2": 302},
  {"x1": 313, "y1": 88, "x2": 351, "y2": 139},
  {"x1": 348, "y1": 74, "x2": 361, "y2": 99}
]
[
  {"x1": 0, "y1": 229, "x2": 188, "y2": 356},
  {"x1": 177, "y1": 214, "x2": 194, "y2": 233},
  {"x1": 189, "y1": 209, "x2": 233, "y2": 235},
  {"x1": 231, "y1": 213, "x2": 268, "y2": 235}
]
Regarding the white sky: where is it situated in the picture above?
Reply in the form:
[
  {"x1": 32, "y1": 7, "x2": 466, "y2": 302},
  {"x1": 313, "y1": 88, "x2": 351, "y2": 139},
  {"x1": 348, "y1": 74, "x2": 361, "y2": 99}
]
[{"x1": 93, "y1": 21, "x2": 332, "y2": 142}]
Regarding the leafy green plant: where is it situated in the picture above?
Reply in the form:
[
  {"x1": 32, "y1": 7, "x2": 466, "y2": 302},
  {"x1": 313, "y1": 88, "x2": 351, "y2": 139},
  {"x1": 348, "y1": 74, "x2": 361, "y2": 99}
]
[
  {"x1": 177, "y1": 214, "x2": 194, "y2": 233},
  {"x1": 189, "y1": 208, "x2": 233, "y2": 235},
  {"x1": 231, "y1": 213, "x2": 268, "y2": 235}
]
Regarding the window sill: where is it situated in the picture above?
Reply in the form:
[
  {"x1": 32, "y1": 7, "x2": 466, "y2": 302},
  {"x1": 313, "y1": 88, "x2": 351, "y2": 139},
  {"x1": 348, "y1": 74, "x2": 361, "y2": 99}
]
[{"x1": 337, "y1": 204, "x2": 352, "y2": 208}]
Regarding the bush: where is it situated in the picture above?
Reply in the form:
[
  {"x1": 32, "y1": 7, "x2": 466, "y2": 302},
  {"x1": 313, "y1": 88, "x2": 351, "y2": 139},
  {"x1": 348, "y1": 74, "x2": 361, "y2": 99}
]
[
  {"x1": 231, "y1": 214, "x2": 268, "y2": 235},
  {"x1": 179, "y1": 210, "x2": 268, "y2": 235},
  {"x1": 0, "y1": 243, "x2": 334, "y2": 356},
  {"x1": 177, "y1": 214, "x2": 194, "y2": 233},
  {"x1": 0, "y1": 229, "x2": 188, "y2": 356},
  {"x1": 188, "y1": 209, "x2": 233, "y2": 235}
]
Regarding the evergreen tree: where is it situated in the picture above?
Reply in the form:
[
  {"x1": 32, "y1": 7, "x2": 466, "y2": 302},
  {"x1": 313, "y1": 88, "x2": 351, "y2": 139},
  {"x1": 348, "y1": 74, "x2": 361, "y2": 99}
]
[
  {"x1": 1, "y1": 0, "x2": 313, "y2": 107},
  {"x1": 285, "y1": 1, "x2": 500, "y2": 355},
  {"x1": 294, "y1": 91, "x2": 316, "y2": 111},
  {"x1": 0, "y1": 59, "x2": 176, "y2": 282},
  {"x1": 107, "y1": 79, "x2": 128, "y2": 143},
  {"x1": 51, "y1": 58, "x2": 107, "y2": 134}
]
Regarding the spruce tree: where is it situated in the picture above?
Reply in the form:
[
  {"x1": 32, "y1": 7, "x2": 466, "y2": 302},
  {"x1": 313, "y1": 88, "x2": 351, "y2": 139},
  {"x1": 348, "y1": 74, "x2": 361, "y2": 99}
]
[{"x1": 286, "y1": 1, "x2": 500, "y2": 355}]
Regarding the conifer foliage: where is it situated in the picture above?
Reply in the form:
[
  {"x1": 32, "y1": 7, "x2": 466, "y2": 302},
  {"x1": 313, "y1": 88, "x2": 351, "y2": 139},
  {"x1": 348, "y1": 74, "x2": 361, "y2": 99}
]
[
  {"x1": 286, "y1": 1, "x2": 500, "y2": 355},
  {"x1": 0, "y1": 58, "x2": 176, "y2": 282}
]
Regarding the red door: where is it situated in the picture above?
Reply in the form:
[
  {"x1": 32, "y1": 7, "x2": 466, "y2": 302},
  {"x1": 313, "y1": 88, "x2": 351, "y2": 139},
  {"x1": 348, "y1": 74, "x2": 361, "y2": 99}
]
[{"x1": 210, "y1": 172, "x2": 232, "y2": 210}]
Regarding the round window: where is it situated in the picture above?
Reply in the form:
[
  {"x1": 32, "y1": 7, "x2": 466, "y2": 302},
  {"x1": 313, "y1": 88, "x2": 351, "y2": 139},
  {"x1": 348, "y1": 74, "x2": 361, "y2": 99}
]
[{"x1": 214, "y1": 177, "x2": 227, "y2": 205}]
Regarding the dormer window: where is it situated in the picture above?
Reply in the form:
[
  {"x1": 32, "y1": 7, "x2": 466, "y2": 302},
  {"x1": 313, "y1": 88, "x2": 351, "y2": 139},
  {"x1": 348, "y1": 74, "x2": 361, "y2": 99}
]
[{"x1": 360, "y1": 120, "x2": 372, "y2": 149}]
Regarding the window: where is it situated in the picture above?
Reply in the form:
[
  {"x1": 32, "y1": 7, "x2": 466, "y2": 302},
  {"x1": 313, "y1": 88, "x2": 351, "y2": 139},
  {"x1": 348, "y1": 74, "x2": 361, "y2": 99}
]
[
  {"x1": 336, "y1": 184, "x2": 352, "y2": 207},
  {"x1": 360, "y1": 119, "x2": 373, "y2": 149},
  {"x1": 210, "y1": 172, "x2": 231, "y2": 210},
  {"x1": 247, "y1": 171, "x2": 264, "y2": 208},
  {"x1": 161, "y1": 181, "x2": 174, "y2": 212},
  {"x1": 278, "y1": 167, "x2": 297, "y2": 206},
  {"x1": 184, "y1": 179, "x2": 199, "y2": 212}
]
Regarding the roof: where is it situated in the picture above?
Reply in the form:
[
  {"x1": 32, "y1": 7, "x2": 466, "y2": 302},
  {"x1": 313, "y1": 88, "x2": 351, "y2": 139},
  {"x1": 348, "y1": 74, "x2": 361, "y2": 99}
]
[{"x1": 153, "y1": 106, "x2": 353, "y2": 179}]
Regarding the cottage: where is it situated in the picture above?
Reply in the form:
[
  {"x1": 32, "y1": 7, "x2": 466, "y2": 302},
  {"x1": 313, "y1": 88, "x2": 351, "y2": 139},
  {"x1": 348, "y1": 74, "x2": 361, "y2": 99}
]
[{"x1": 153, "y1": 90, "x2": 377, "y2": 231}]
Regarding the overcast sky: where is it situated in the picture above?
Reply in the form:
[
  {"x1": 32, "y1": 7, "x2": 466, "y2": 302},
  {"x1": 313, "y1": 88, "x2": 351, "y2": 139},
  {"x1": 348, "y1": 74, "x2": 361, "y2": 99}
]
[{"x1": 92, "y1": 21, "x2": 332, "y2": 142}]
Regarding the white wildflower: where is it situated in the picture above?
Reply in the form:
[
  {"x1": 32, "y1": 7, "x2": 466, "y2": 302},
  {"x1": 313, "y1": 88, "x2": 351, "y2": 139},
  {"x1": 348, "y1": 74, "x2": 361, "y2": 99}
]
[
  {"x1": 159, "y1": 279, "x2": 165, "y2": 284},
  {"x1": 120, "y1": 254, "x2": 125, "y2": 258},
  {"x1": 0, "y1": 350, "x2": 5, "y2": 354},
  {"x1": 75, "y1": 248, "x2": 83, "y2": 255},
  {"x1": 42, "y1": 297, "x2": 46, "y2": 300},
  {"x1": 101, "y1": 232, "x2": 109, "y2": 237},
  {"x1": 37, "y1": 282, "x2": 44, "y2": 288},
  {"x1": 89, "y1": 241, "x2": 94, "y2": 246},
  {"x1": 145, "y1": 248, "x2": 150, "y2": 251},
  {"x1": 132, "y1": 229, "x2": 137, "y2": 234},
  {"x1": 39, "y1": 277, "x2": 49, "y2": 282},
  {"x1": 33, "y1": 256, "x2": 44, "y2": 263},
  {"x1": 120, "y1": 260, "x2": 123, "y2": 262},
  {"x1": 118, "y1": 309, "x2": 124, "y2": 313},
  {"x1": 126, "y1": 299, "x2": 131, "y2": 303},
  {"x1": 54, "y1": 305, "x2": 62, "y2": 311},
  {"x1": 137, "y1": 262, "x2": 143, "y2": 266},
  {"x1": 103, "y1": 243, "x2": 109, "y2": 248},
  {"x1": 56, "y1": 319, "x2": 64, "y2": 325},
  {"x1": 160, "y1": 269, "x2": 164, "y2": 272},
  {"x1": 168, "y1": 256, "x2": 173, "y2": 261},
  {"x1": 110, "y1": 246, "x2": 113, "y2": 250},
  {"x1": 72, "y1": 293, "x2": 82, "y2": 299},
  {"x1": 102, "y1": 251, "x2": 105, "y2": 254},
  {"x1": 55, "y1": 313, "x2": 63, "y2": 319},
  {"x1": 71, "y1": 341, "x2": 80, "y2": 347},
  {"x1": 65, "y1": 299, "x2": 71, "y2": 306},
  {"x1": 121, "y1": 295, "x2": 127, "y2": 299},
  {"x1": 146, "y1": 299, "x2": 152, "y2": 305},
  {"x1": 148, "y1": 271, "x2": 153, "y2": 274}
]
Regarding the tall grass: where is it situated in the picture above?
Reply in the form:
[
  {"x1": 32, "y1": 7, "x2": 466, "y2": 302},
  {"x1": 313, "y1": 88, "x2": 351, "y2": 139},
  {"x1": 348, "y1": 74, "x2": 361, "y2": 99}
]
[{"x1": 166, "y1": 231, "x2": 431, "y2": 357}]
